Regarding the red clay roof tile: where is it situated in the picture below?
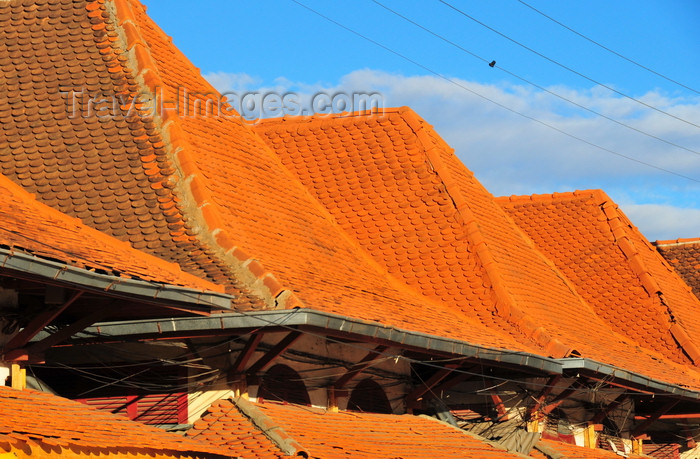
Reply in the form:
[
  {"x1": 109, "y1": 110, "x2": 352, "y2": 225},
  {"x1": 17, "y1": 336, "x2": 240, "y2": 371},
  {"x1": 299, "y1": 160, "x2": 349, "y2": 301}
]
[
  {"x1": 0, "y1": 386, "x2": 227, "y2": 458},
  {"x1": 256, "y1": 110, "x2": 700, "y2": 389},
  {"x1": 498, "y1": 191, "x2": 700, "y2": 368},
  {"x1": 0, "y1": 0, "x2": 261, "y2": 306},
  {"x1": 653, "y1": 238, "x2": 700, "y2": 299},
  {"x1": 116, "y1": 0, "x2": 529, "y2": 352},
  {"x1": 190, "y1": 398, "x2": 526, "y2": 459},
  {"x1": 0, "y1": 173, "x2": 218, "y2": 291}
]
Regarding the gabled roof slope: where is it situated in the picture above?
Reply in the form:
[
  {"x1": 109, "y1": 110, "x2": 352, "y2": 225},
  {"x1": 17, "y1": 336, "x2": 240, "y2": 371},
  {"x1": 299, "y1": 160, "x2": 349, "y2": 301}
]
[
  {"x1": 0, "y1": 386, "x2": 228, "y2": 458},
  {"x1": 189, "y1": 398, "x2": 526, "y2": 459},
  {"x1": 255, "y1": 109, "x2": 700, "y2": 388},
  {"x1": 654, "y1": 238, "x2": 700, "y2": 298},
  {"x1": 0, "y1": 173, "x2": 219, "y2": 291},
  {"x1": 0, "y1": 0, "x2": 259, "y2": 305},
  {"x1": 497, "y1": 191, "x2": 700, "y2": 367},
  {"x1": 108, "y1": 0, "x2": 528, "y2": 350}
]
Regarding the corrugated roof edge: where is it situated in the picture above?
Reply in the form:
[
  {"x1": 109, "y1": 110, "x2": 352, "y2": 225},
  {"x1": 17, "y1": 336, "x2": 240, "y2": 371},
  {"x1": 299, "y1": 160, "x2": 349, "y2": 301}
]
[
  {"x1": 0, "y1": 248, "x2": 233, "y2": 310},
  {"x1": 107, "y1": 0, "x2": 297, "y2": 309}
]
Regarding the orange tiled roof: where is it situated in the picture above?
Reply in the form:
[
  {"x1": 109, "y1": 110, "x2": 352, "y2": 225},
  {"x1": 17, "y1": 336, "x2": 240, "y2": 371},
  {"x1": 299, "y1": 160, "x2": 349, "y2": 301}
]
[
  {"x1": 534, "y1": 438, "x2": 647, "y2": 459},
  {"x1": 109, "y1": 0, "x2": 529, "y2": 351},
  {"x1": 0, "y1": 173, "x2": 220, "y2": 292},
  {"x1": 0, "y1": 386, "x2": 228, "y2": 458},
  {"x1": 653, "y1": 238, "x2": 700, "y2": 298},
  {"x1": 3, "y1": 0, "x2": 699, "y2": 390},
  {"x1": 189, "y1": 398, "x2": 526, "y2": 459},
  {"x1": 497, "y1": 191, "x2": 700, "y2": 367},
  {"x1": 255, "y1": 110, "x2": 700, "y2": 389},
  {"x1": 0, "y1": 0, "x2": 260, "y2": 306},
  {"x1": 0, "y1": 0, "x2": 533, "y2": 350}
]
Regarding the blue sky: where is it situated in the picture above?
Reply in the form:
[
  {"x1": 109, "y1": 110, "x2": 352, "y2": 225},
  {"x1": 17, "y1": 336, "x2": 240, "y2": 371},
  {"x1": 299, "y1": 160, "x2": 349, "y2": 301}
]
[{"x1": 141, "y1": 0, "x2": 700, "y2": 240}]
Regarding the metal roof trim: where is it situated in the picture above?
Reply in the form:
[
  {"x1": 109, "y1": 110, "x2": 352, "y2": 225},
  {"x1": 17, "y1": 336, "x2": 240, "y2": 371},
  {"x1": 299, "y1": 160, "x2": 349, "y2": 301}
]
[
  {"x1": 0, "y1": 248, "x2": 233, "y2": 309},
  {"x1": 560, "y1": 357, "x2": 700, "y2": 400},
  {"x1": 76, "y1": 308, "x2": 562, "y2": 373}
]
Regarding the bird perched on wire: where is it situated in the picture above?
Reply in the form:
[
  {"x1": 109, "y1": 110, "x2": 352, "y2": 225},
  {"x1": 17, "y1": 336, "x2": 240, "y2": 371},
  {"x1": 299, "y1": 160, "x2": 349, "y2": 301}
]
[{"x1": 489, "y1": 60, "x2": 496, "y2": 68}]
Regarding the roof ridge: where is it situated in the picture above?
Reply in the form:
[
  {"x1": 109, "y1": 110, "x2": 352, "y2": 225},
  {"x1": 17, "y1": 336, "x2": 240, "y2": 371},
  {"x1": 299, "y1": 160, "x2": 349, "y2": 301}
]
[
  {"x1": 595, "y1": 190, "x2": 700, "y2": 365},
  {"x1": 254, "y1": 106, "x2": 406, "y2": 127},
  {"x1": 109, "y1": 0, "x2": 300, "y2": 309},
  {"x1": 494, "y1": 189, "x2": 603, "y2": 204},
  {"x1": 231, "y1": 397, "x2": 307, "y2": 457},
  {"x1": 253, "y1": 115, "x2": 506, "y2": 331},
  {"x1": 653, "y1": 237, "x2": 700, "y2": 247},
  {"x1": 400, "y1": 110, "x2": 571, "y2": 358}
]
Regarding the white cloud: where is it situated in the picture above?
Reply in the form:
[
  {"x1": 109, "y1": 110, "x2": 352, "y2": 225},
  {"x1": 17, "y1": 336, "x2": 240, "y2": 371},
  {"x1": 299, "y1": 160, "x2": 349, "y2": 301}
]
[
  {"x1": 622, "y1": 204, "x2": 700, "y2": 241},
  {"x1": 204, "y1": 69, "x2": 700, "y2": 240}
]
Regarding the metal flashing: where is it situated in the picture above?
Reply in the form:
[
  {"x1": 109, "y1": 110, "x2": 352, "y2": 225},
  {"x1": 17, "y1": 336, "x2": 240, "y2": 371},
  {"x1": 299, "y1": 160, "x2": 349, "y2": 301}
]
[{"x1": 0, "y1": 248, "x2": 233, "y2": 309}]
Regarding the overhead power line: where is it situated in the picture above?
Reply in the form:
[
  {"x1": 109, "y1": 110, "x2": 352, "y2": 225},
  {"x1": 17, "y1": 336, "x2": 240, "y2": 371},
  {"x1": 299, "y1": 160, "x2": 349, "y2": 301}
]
[
  {"x1": 515, "y1": 0, "x2": 700, "y2": 96},
  {"x1": 437, "y1": 0, "x2": 700, "y2": 130},
  {"x1": 289, "y1": 0, "x2": 699, "y2": 183},
  {"x1": 371, "y1": 0, "x2": 700, "y2": 158}
]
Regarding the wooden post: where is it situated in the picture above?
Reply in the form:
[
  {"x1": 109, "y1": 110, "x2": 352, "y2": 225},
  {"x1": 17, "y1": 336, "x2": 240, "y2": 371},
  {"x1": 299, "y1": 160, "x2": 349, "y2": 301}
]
[
  {"x1": 583, "y1": 423, "x2": 596, "y2": 448},
  {"x1": 527, "y1": 419, "x2": 539, "y2": 433},
  {"x1": 327, "y1": 387, "x2": 339, "y2": 413},
  {"x1": 10, "y1": 364, "x2": 25, "y2": 390},
  {"x1": 632, "y1": 438, "x2": 643, "y2": 455}
]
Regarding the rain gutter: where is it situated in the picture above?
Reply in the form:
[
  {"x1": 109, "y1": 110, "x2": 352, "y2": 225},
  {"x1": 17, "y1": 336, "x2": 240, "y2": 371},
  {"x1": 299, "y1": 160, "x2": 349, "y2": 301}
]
[{"x1": 0, "y1": 247, "x2": 232, "y2": 309}]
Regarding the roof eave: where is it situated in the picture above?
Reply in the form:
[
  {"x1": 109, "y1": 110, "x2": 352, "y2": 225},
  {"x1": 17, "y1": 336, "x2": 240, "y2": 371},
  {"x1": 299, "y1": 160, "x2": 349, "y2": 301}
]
[
  {"x1": 559, "y1": 357, "x2": 700, "y2": 400},
  {"x1": 66, "y1": 308, "x2": 562, "y2": 374},
  {"x1": 0, "y1": 248, "x2": 233, "y2": 310}
]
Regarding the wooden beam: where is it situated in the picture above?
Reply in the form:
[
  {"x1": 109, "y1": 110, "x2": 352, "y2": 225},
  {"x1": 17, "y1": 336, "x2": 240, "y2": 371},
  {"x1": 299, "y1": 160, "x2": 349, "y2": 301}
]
[
  {"x1": 527, "y1": 375, "x2": 562, "y2": 420},
  {"x1": 491, "y1": 392, "x2": 509, "y2": 420},
  {"x1": 24, "y1": 308, "x2": 111, "y2": 356},
  {"x1": 430, "y1": 367, "x2": 477, "y2": 394},
  {"x1": 583, "y1": 375, "x2": 654, "y2": 395},
  {"x1": 246, "y1": 331, "x2": 302, "y2": 374},
  {"x1": 631, "y1": 400, "x2": 680, "y2": 437},
  {"x1": 590, "y1": 393, "x2": 629, "y2": 425},
  {"x1": 3, "y1": 290, "x2": 83, "y2": 353},
  {"x1": 334, "y1": 345, "x2": 388, "y2": 390},
  {"x1": 406, "y1": 364, "x2": 459, "y2": 403},
  {"x1": 634, "y1": 412, "x2": 700, "y2": 420},
  {"x1": 229, "y1": 332, "x2": 264, "y2": 377},
  {"x1": 541, "y1": 380, "x2": 585, "y2": 416}
]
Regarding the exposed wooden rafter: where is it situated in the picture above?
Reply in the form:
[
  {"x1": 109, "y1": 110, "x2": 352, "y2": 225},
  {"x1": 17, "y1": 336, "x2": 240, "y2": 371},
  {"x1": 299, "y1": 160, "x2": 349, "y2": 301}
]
[
  {"x1": 3, "y1": 290, "x2": 84, "y2": 354},
  {"x1": 334, "y1": 345, "x2": 389, "y2": 390},
  {"x1": 590, "y1": 393, "x2": 629, "y2": 425},
  {"x1": 246, "y1": 331, "x2": 302, "y2": 374},
  {"x1": 540, "y1": 380, "x2": 585, "y2": 416},
  {"x1": 631, "y1": 400, "x2": 680, "y2": 437},
  {"x1": 527, "y1": 375, "x2": 562, "y2": 420}
]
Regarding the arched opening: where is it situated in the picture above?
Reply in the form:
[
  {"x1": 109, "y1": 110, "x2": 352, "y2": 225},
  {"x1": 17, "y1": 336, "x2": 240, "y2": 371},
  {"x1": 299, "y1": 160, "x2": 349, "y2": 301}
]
[
  {"x1": 347, "y1": 379, "x2": 392, "y2": 414},
  {"x1": 258, "y1": 364, "x2": 310, "y2": 405}
]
